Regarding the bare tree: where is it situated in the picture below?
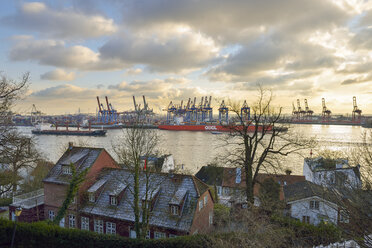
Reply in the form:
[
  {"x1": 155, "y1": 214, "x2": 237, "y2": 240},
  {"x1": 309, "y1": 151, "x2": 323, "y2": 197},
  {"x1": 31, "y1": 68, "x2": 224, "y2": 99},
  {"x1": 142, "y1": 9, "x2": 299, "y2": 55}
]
[
  {"x1": 112, "y1": 119, "x2": 163, "y2": 238},
  {"x1": 220, "y1": 87, "x2": 315, "y2": 204},
  {"x1": 0, "y1": 72, "x2": 32, "y2": 196}
]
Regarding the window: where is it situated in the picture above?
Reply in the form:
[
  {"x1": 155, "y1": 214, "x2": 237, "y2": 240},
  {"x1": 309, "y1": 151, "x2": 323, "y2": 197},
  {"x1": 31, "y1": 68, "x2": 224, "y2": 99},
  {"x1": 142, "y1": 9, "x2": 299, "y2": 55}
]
[
  {"x1": 209, "y1": 211, "x2": 213, "y2": 226},
  {"x1": 204, "y1": 195, "x2": 208, "y2": 206},
  {"x1": 69, "y1": 214, "x2": 75, "y2": 228},
  {"x1": 81, "y1": 217, "x2": 89, "y2": 230},
  {"x1": 110, "y1": 196, "x2": 117, "y2": 206},
  {"x1": 283, "y1": 181, "x2": 287, "y2": 186},
  {"x1": 154, "y1": 231, "x2": 166, "y2": 239},
  {"x1": 146, "y1": 230, "x2": 151, "y2": 239},
  {"x1": 310, "y1": 200, "x2": 319, "y2": 210},
  {"x1": 302, "y1": 216, "x2": 310, "y2": 224},
  {"x1": 89, "y1": 193, "x2": 95, "y2": 202},
  {"x1": 170, "y1": 205, "x2": 179, "y2": 215},
  {"x1": 169, "y1": 234, "x2": 178, "y2": 238},
  {"x1": 106, "y1": 222, "x2": 116, "y2": 235},
  {"x1": 199, "y1": 200, "x2": 203, "y2": 211},
  {"x1": 48, "y1": 210, "x2": 55, "y2": 221},
  {"x1": 72, "y1": 196, "x2": 76, "y2": 204},
  {"x1": 223, "y1": 187, "x2": 230, "y2": 196},
  {"x1": 217, "y1": 186, "x2": 222, "y2": 196},
  {"x1": 62, "y1": 165, "x2": 72, "y2": 175},
  {"x1": 94, "y1": 219, "x2": 103, "y2": 234}
]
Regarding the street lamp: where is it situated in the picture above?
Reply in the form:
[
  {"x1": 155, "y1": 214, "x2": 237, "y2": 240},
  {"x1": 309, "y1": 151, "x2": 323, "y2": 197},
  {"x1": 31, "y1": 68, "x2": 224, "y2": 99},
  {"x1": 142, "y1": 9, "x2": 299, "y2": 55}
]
[{"x1": 10, "y1": 207, "x2": 22, "y2": 248}]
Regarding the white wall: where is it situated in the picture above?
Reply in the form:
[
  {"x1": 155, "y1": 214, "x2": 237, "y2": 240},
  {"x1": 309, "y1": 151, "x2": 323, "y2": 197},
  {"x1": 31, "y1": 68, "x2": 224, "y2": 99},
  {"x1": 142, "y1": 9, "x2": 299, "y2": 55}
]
[{"x1": 289, "y1": 196, "x2": 338, "y2": 225}]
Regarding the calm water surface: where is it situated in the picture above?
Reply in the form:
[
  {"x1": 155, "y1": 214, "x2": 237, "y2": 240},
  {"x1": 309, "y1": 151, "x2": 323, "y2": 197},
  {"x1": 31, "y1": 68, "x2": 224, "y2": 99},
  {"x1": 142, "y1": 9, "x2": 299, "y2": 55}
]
[{"x1": 18, "y1": 124, "x2": 370, "y2": 175}]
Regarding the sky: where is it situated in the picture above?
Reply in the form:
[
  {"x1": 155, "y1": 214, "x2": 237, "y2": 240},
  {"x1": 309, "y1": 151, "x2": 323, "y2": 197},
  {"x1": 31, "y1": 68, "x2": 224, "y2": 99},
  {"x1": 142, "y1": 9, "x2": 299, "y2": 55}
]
[{"x1": 0, "y1": 0, "x2": 371, "y2": 115}]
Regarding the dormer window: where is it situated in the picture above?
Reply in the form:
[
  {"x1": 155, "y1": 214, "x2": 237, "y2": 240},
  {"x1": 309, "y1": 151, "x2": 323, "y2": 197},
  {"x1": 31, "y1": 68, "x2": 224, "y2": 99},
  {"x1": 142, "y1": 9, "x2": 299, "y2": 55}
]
[
  {"x1": 110, "y1": 196, "x2": 117, "y2": 206},
  {"x1": 62, "y1": 165, "x2": 72, "y2": 175},
  {"x1": 89, "y1": 193, "x2": 95, "y2": 202},
  {"x1": 170, "y1": 205, "x2": 179, "y2": 215}
]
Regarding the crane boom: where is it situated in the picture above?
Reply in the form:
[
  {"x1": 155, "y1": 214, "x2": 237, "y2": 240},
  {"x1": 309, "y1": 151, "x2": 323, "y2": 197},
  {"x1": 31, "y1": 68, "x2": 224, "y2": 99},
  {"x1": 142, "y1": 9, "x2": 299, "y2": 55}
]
[
  {"x1": 208, "y1": 96, "x2": 212, "y2": 107},
  {"x1": 96, "y1": 96, "x2": 102, "y2": 112},
  {"x1": 105, "y1": 96, "x2": 111, "y2": 112},
  {"x1": 143, "y1": 95, "x2": 147, "y2": 110},
  {"x1": 304, "y1": 99, "x2": 309, "y2": 111},
  {"x1": 133, "y1": 96, "x2": 137, "y2": 111}
]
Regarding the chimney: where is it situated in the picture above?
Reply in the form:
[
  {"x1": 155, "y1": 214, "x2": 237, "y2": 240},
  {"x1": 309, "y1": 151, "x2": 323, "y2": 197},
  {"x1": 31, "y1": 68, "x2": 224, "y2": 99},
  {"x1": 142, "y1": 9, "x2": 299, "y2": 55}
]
[
  {"x1": 236, "y1": 168, "x2": 241, "y2": 184},
  {"x1": 285, "y1": 169, "x2": 292, "y2": 175},
  {"x1": 68, "y1": 142, "x2": 73, "y2": 150}
]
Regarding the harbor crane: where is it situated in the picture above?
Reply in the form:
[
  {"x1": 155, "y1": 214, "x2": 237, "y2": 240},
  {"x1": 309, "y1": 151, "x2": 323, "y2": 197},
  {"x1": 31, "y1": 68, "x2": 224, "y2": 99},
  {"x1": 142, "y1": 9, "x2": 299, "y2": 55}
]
[
  {"x1": 219, "y1": 100, "x2": 229, "y2": 124},
  {"x1": 352, "y1": 96, "x2": 362, "y2": 122},
  {"x1": 322, "y1": 98, "x2": 331, "y2": 121},
  {"x1": 297, "y1": 99, "x2": 306, "y2": 119},
  {"x1": 304, "y1": 99, "x2": 313, "y2": 119},
  {"x1": 241, "y1": 100, "x2": 250, "y2": 123},
  {"x1": 30, "y1": 104, "x2": 42, "y2": 124},
  {"x1": 292, "y1": 102, "x2": 299, "y2": 120}
]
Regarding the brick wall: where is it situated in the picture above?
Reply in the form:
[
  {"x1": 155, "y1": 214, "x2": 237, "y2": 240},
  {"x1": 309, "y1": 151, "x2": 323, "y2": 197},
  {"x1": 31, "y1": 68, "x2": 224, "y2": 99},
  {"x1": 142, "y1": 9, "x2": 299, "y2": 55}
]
[
  {"x1": 190, "y1": 190, "x2": 214, "y2": 234},
  {"x1": 9, "y1": 204, "x2": 45, "y2": 223},
  {"x1": 79, "y1": 213, "x2": 187, "y2": 238}
]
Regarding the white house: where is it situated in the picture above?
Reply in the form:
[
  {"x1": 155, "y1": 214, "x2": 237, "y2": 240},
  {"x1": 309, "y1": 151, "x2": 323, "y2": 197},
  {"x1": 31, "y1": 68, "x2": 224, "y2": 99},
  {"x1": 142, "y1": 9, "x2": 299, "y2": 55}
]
[
  {"x1": 303, "y1": 157, "x2": 361, "y2": 189},
  {"x1": 284, "y1": 181, "x2": 345, "y2": 225}
]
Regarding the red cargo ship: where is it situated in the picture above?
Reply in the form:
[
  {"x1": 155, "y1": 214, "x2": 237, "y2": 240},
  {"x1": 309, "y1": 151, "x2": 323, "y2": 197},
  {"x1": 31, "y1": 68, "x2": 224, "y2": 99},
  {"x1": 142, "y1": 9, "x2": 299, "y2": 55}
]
[{"x1": 158, "y1": 124, "x2": 272, "y2": 132}]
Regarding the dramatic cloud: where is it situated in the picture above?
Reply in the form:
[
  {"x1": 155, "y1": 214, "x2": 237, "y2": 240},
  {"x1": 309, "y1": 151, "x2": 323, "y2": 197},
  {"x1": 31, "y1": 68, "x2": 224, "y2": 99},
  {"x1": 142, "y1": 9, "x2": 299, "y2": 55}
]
[
  {"x1": 9, "y1": 36, "x2": 124, "y2": 71},
  {"x1": 40, "y1": 69, "x2": 75, "y2": 81},
  {"x1": 100, "y1": 28, "x2": 219, "y2": 73},
  {"x1": 2, "y1": 2, "x2": 117, "y2": 39}
]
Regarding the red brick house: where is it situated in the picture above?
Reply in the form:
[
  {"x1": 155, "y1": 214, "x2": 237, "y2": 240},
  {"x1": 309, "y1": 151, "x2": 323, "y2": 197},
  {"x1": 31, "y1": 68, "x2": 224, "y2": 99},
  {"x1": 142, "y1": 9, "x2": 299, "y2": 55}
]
[
  {"x1": 78, "y1": 169, "x2": 214, "y2": 237},
  {"x1": 42, "y1": 145, "x2": 119, "y2": 227},
  {"x1": 39, "y1": 145, "x2": 213, "y2": 238}
]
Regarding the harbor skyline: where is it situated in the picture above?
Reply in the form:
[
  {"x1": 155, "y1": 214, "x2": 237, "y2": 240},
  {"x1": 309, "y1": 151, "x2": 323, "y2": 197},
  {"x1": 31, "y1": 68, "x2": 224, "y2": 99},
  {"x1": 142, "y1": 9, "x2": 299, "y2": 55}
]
[{"x1": 0, "y1": 1, "x2": 371, "y2": 114}]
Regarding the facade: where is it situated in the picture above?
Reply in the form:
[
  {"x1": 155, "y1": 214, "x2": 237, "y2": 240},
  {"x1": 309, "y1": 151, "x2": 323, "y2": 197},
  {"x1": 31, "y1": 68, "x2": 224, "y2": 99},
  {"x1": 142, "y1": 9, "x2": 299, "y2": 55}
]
[
  {"x1": 9, "y1": 189, "x2": 45, "y2": 222},
  {"x1": 43, "y1": 145, "x2": 119, "y2": 227},
  {"x1": 284, "y1": 181, "x2": 341, "y2": 225},
  {"x1": 303, "y1": 157, "x2": 361, "y2": 189},
  {"x1": 38, "y1": 144, "x2": 213, "y2": 238},
  {"x1": 77, "y1": 169, "x2": 214, "y2": 237},
  {"x1": 195, "y1": 166, "x2": 306, "y2": 207}
]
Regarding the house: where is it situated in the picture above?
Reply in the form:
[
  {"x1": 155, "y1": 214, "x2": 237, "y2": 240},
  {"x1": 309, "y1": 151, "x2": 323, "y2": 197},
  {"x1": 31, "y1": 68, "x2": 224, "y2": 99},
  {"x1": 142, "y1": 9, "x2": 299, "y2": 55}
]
[
  {"x1": 195, "y1": 165, "x2": 306, "y2": 207},
  {"x1": 303, "y1": 157, "x2": 361, "y2": 189},
  {"x1": 78, "y1": 169, "x2": 214, "y2": 237},
  {"x1": 283, "y1": 181, "x2": 340, "y2": 225},
  {"x1": 139, "y1": 154, "x2": 175, "y2": 173},
  {"x1": 11, "y1": 144, "x2": 214, "y2": 238},
  {"x1": 42, "y1": 144, "x2": 119, "y2": 227},
  {"x1": 9, "y1": 189, "x2": 44, "y2": 222}
]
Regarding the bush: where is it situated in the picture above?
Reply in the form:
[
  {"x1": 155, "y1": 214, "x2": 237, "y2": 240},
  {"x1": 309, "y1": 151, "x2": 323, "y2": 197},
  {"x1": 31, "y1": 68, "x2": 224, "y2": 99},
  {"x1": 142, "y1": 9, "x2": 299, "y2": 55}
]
[
  {"x1": 0, "y1": 198, "x2": 12, "y2": 207},
  {"x1": 0, "y1": 219, "x2": 217, "y2": 248},
  {"x1": 271, "y1": 215, "x2": 342, "y2": 246}
]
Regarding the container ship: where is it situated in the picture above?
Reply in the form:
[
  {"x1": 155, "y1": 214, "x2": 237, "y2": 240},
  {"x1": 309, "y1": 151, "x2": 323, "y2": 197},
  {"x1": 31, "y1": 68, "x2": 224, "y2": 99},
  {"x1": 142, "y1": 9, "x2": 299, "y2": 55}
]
[{"x1": 158, "y1": 124, "x2": 272, "y2": 132}]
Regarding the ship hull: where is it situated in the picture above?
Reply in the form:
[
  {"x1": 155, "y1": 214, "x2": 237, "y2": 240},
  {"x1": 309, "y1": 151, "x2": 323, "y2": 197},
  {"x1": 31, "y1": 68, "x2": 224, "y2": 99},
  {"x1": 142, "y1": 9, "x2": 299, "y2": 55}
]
[
  {"x1": 158, "y1": 124, "x2": 271, "y2": 132},
  {"x1": 31, "y1": 129, "x2": 107, "y2": 136}
]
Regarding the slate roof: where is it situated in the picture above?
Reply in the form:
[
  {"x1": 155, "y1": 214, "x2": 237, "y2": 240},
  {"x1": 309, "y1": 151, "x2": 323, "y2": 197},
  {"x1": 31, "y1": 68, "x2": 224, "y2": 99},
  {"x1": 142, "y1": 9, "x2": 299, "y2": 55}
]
[
  {"x1": 81, "y1": 169, "x2": 209, "y2": 232},
  {"x1": 43, "y1": 147, "x2": 103, "y2": 185},
  {"x1": 195, "y1": 165, "x2": 224, "y2": 185},
  {"x1": 284, "y1": 181, "x2": 337, "y2": 203}
]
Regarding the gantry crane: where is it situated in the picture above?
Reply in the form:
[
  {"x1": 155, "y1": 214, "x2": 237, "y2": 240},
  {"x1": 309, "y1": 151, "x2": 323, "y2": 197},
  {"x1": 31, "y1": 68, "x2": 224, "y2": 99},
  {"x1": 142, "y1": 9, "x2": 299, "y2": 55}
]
[
  {"x1": 219, "y1": 100, "x2": 229, "y2": 124},
  {"x1": 241, "y1": 100, "x2": 250, "y2": 123},
  {"x1": 352, "y1": 96, "x2": 362, "y2": 122},
  {"x1": 304, "y1": 99, "x2": 313, "y2": 119},
  {"x1": 297, "y1": 99, "x2": 306, "y2": 119},
  {"x1": 292, "y1": 102, "x2": 299, "y2": 120},
  {"x1": 322, "y1": 98, "x2": 331, "y2": 121}
]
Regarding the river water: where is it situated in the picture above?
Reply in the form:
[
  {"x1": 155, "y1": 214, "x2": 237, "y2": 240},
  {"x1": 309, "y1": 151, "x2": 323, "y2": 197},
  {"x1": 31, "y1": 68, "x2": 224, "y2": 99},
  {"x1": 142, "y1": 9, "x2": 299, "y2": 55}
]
[{"x1": 18, "y1": 125, "x2": 370, "y2": 175}]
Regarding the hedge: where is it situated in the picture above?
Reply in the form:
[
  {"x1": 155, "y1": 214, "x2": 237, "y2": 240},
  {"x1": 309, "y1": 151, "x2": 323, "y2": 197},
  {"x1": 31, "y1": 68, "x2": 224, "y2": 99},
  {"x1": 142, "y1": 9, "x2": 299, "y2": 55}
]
[
  {"x1": 0, "y1": 219, "x2": 216, "y2": 248},
  {"x1": 271, "y1": 215, "x2": 343, "y2": 246}
]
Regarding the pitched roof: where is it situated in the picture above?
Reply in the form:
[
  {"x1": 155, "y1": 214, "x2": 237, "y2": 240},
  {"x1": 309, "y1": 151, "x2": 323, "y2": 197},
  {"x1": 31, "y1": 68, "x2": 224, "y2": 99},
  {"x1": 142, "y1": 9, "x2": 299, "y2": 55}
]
[
  {"x1": 284, "y1": 181, "x2": 337, "y2": 203},
  {"x1": 195, "y1": 165, "x2": 224, "y2": 185},
  {"x1": 81, "y1": 169, "x2": 207, "y2": 232},
  {"x1": 43, "y1": 147, "x2": 103, "y2": 185}
]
